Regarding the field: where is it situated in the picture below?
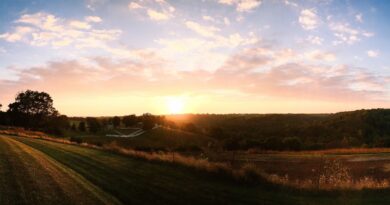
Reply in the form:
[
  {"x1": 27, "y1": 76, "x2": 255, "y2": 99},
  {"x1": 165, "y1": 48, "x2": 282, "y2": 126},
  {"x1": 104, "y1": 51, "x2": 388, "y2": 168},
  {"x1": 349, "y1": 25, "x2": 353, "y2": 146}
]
[
  {"x1": 76, "y1": 127, "x2": 210, "y2": 151},
  {"x1": 3, "y1": 134, "x2": 390, "y2": 204},
  {"x1": 217, "y1": 151, "x2": 390, "y2": 189}
]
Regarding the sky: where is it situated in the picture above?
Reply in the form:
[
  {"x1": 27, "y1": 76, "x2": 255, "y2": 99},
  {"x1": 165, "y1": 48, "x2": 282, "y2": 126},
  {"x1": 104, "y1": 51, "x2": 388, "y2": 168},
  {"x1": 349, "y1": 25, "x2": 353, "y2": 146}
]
[{"x1": 0, "y1": 0, "x2": 389, "y2": 116}]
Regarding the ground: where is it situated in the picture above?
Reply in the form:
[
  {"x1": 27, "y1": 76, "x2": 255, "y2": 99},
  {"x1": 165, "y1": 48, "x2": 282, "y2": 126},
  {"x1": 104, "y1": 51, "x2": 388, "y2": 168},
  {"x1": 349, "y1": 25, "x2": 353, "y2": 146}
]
[{"x1": 2, "y1": 134, "x2": 390, "y2": 204}]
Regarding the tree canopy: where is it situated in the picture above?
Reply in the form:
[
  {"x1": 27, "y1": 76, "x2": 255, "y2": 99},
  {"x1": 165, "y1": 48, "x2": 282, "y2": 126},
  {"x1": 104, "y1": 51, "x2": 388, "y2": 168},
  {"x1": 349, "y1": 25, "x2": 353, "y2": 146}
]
[{"x1": 8, "y1": 90, "x2": 58, "y2": 117}]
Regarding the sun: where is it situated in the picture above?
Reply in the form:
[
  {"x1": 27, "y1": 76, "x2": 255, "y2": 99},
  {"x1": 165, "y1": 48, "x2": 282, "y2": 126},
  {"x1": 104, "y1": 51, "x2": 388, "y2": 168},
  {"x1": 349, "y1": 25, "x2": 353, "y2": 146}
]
[{"x1": 166, "y1": 97, "x2": 185, "y2": 114}]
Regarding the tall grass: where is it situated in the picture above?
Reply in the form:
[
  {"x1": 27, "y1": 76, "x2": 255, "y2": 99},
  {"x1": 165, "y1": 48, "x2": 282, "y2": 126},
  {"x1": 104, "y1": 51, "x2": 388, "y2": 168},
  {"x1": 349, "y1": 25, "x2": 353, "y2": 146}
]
[
  {"x1": 264, "y1": 159, "x2": 389, "y2": 190},
  {"x1": 1, "y1": 128, "x2": 390, "y2": 190}
]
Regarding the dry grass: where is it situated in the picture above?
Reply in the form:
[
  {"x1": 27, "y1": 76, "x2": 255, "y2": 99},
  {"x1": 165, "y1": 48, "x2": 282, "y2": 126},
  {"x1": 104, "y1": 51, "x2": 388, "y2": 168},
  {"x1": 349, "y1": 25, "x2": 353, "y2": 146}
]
[
  {"x1": 264, "y1": 159, "x2": 390, "y2": 190},
  {"x1": 247, "y1": 147, "x2": 390, "y2": 155},
  {"x1": 2, "y1": 128, "x2": 390, "y2": 190}
]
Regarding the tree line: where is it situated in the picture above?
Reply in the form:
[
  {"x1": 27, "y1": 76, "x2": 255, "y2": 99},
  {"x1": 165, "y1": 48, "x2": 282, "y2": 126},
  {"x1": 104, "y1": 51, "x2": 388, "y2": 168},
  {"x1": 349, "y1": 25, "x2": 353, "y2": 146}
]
[
  {"x1": 167, "y1": 110, "x2": 390, "y2": 151},
  {"x1": 0, "y1": 90, "x2": 165, "y2": 136}
]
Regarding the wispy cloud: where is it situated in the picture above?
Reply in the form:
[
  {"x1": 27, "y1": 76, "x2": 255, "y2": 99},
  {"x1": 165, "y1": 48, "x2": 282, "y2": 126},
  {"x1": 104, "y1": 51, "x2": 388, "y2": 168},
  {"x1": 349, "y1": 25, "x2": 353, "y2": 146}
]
[
  {"x1": 185, "y1": 21, "x2": 220, "y2": 38},
  {"x1": 307, "y1": 35, "x2": 324, "y2": 45},
  {"x1": 128, "y1": 0, "x2": 175, "y2": 21},
  {"x1": 218, "y1": 0, "x2": 262, "y2": 12},
  {"x1": 0, "y1": 12, "x2": 120, "y2": 49},
  {"x1": 299, "y1": 9, "x2": 319, "y2": 30},
  {"x1": 367, "y1": 50, "x2": 379, "y2": 58},
  {"x1": 329, "y1": 22, "x2": 374, "y2": 45}
]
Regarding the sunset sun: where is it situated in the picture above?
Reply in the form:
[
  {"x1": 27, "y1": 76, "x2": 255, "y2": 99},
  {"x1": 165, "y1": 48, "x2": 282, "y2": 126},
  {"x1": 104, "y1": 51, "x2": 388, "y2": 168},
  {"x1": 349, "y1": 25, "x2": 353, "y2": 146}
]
[{"x1": 166, "y1": 97, "x2": 185, "y2": 114}]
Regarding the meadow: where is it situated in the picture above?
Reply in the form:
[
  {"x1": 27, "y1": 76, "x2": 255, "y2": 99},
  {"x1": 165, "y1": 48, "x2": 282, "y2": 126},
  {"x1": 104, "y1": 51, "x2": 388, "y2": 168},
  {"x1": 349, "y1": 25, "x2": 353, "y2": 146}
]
[{"x1": 3, "y1": 132, "x2": 390, "y2": 204}]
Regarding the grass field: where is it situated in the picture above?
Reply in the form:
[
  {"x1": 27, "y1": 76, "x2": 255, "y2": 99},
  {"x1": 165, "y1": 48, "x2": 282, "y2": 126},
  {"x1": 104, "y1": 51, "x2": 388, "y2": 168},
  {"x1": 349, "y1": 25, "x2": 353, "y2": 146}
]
[
  {"x1": 80, "y1": 127, "x2": 209, "y2": 151},
  {"x1": 3, "y1": 135, "x2": 390, "y2": 204}
]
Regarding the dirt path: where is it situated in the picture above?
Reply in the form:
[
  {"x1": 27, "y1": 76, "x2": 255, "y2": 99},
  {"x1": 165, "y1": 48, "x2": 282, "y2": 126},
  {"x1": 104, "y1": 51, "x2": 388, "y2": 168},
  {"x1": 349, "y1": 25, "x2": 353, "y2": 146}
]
[{"x1": 0, "y1": 135, "x2": 121, "y2": 205}]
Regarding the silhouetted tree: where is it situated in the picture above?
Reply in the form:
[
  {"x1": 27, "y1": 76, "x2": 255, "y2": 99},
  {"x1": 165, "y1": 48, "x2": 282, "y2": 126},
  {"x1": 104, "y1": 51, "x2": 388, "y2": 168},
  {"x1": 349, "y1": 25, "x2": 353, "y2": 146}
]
[
  {"x1": 142, "y1": 113, "x2": 155, "y2": 130},
  {"x1": 183, "y1": 123, "x2": 198, "y2": 133},
  {"x1": 71, "y1": 123, "x2": 77, "y2": 131},
  {"x1": 86, "y1": 117, "x2": 101, "y2": 133},
  {"x1": 112, "y1": 116, "x2": 121, "y2": 128},
  {"x1": 122, "y1": 115, "x2": 138, "y2": 127},
  {"x1": 7, "y1": 90, "x2": 58, "y2": 128},
  {"x1": 46, "y1": 115, "x2": 70, "y2": 136},
  {"x1": 0, "y1": 103, "x2": 7, "y2": 125},
  {"x1": 209, "y1": 126, "x2": 226, "y2": 140},
  {"x1": 78, "y1": 121, "x2": 86, "y2": 132}
]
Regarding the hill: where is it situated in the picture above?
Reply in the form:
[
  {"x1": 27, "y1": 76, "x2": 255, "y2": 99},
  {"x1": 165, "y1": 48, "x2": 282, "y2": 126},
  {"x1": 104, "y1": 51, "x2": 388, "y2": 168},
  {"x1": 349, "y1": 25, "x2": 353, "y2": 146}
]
[{"x1": 166, "y1": 109, "x2": 390, "y2": 150}]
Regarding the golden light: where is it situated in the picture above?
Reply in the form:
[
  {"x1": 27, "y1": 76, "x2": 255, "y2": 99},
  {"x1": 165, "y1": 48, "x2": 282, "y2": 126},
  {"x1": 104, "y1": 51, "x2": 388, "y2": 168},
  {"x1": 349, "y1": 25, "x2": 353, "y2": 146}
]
[{"x1": 166, "y1": 97, "x2": 185, "y2": 114}]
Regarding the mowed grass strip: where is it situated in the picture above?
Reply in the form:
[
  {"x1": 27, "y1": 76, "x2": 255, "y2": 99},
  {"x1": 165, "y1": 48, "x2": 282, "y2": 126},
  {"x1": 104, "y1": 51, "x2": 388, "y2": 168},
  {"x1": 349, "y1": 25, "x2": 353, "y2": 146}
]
[
  {"x1": 0, "y1": 135, "x2": 120, "y2": 205},
  {"x1": 13, "y1": 136, "x2": 390, "y2": 205},
  {"x1": 13, "y1": 136, "x2": 293, "y2": 204}
]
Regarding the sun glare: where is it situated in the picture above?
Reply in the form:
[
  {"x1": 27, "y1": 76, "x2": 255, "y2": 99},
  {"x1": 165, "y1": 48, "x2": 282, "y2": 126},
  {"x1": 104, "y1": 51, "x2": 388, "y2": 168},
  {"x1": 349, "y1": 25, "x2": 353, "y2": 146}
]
[{"x1": 166, "y1": 97, "x2": 185, "y2": 114}]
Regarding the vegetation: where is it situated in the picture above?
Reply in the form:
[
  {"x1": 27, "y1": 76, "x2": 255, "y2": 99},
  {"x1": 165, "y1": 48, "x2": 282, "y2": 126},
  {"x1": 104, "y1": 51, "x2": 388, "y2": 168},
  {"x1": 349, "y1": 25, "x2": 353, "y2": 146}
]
[
  {"x1": 166, "y1": 110, "x2": 390, "y2": 150},
  {"x1": 4, "y1": 134, "x2": 390, "y2": 204},
  {"x1": 1, "y1": 90, "x2": 390, "y2": 153}
]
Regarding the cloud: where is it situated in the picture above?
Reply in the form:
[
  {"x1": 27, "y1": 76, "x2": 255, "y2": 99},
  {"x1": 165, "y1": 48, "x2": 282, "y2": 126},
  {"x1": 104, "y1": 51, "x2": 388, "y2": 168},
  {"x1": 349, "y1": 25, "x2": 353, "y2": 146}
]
[
  {"x1": 147, "y1": 9, "x2": 171, "y2": 21},
  {"x1": 202, "y1": 15, "x2": 214, "y2": 21},
  {"x1": 69, "y1": 20, "x2": 91, "y2": 29},
  {"x1": 367, "y1": 50, "x2": 379, "y2": 58},
  {"x1": 307, "y1": 35, "x2": 324, "y2": 45},
  {"x1": 224, "y1": 17, "x2": 231, "y2": 25},
  {"x1": 185, "y1": 21, "x2": 220, "y2": 38},
  {"x1": 299, "y1": 9, "x2": 319, "y2": 30},
  {"x1": 128, "y1": 2, "x2": 143, "y2": 10},
  {"x1": 329, "y1": 22, "x2": 373, "y2": 45},
  {"x1": 128, "y1": 0, "x2": 175, "y2": 21},
  {"x1": 284, "y1": 0, "x2": 298, "y2": 7},
  {"x1": 355, "y1": 13, "x2": 363, "y2": 23},
  {"x1": 218, "y1": 0, "x2": 262, "y2": 12},
  {"x1": 85, "y1": 16, "x2": 102, "y2": 23},
  {"x1": 218, "y1": 48, "x2": 388, "y2": 101},
  {"x1": 86, "y1": 0, "x2": 107, "y2": 11},
  {"x1": 304, "y1": 50, "x2": 336, "y2": 62},
  {"x1": 0, "y1": 26, "x2": 33, "y2": 42},
  {"x1": 1, "y1": 43, "x2": 389, "y2": 115},
  {"x1": 0, "y1": 12, "x2": 121, "y2": 49},
  {"x1": 183, "y1": 20, "x2": 258, "y2": 49}
]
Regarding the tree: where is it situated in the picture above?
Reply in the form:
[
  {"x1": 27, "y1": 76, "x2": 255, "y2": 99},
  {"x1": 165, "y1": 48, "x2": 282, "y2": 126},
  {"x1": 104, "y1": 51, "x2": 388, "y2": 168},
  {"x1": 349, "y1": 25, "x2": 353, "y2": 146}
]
[
  {"x1": 0, "y1": 103, "x2": 8, "y2": 126},
  {"x1": 142, "y1": 113, "x2": 155, "y2": 130},
  {"x1": 122, "y1": 115, "x2": 138, "y2": 127},
  {"x1": 112, "y1": 116, "x2": 121, "y2": 128},
  {"x1": 86, "y1": 117, "x2": 101, "y2": 133},
  {"x1": 78, "y1": 121, "x2": 86, "y2": 132},
  {"x1": 209, "y1": 126, "x2": 226, "y2": 140},
  {"x1": 45, "y1": 115, "x2": 70, "y2": 136},
  {"x1": 264, "y1": 137, "x2": 283, "y2": 150},
  {"x1": 8, "y1": 90, "x2": 57, "y2": 117},
  {"x1": 183, "y1": 122, "x2": 198, "y2": 133},
  {"x1": 71, "y1": 123, "x2": 77, "y2": 131},
  {"x1": 7, "y1": 90, "x2": 58, "y2": 128}
]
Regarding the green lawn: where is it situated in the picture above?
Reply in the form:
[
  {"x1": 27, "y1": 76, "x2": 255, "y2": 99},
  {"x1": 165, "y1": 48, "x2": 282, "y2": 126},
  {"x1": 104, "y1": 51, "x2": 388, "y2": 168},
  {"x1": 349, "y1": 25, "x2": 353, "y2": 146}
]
[{"x1": 2, "y1": 135, "x2": 390, "y2": 204}]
